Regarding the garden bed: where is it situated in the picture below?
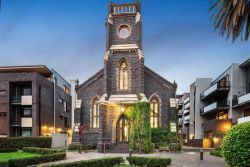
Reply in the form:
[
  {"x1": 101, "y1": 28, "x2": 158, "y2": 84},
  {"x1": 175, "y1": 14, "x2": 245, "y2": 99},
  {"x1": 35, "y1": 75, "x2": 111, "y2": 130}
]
[{"x1": 0, "y1": 147, "x2": 66, "y2": 167}]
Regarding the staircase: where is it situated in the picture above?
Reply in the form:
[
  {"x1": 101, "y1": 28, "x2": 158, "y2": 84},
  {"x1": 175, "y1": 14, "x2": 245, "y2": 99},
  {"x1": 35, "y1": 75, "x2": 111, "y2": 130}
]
[{"x1": 106, "y1": 143, "x2": 130, "y2": 153}]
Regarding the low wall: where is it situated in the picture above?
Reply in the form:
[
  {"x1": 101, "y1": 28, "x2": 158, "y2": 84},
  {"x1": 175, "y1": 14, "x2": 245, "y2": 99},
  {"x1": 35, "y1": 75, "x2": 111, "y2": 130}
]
[{"x1": 52, "y1": 133, "x2": 68, "y2": 148}]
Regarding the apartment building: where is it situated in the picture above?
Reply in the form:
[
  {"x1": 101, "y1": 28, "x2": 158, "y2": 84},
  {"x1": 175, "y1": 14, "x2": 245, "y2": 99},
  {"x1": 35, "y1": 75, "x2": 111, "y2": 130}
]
[
  {"x1": 179, "y1": 58, "x2": 250, "y2": 148},
  {"x1": 0, "y1": 65, "x2": 71, "y2": 137}
]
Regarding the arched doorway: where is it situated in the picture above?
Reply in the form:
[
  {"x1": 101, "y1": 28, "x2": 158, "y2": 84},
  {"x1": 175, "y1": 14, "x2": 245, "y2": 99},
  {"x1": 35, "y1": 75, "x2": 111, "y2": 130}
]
[{"x1": 116, "y1": 115, "x2": 129, "y2": 143}]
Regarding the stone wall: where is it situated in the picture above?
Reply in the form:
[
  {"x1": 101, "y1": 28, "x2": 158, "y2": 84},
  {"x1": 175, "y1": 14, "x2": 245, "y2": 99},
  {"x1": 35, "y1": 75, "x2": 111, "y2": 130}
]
[{"x1": 144, "y1": 67, "x2": 177, "y2": 128}]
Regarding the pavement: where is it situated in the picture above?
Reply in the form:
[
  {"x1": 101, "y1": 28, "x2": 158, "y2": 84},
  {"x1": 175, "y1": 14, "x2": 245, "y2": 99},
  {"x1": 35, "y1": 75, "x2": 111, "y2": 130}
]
[{"x1": 42, "y1": 151, "x2": 227, "y2": 167}]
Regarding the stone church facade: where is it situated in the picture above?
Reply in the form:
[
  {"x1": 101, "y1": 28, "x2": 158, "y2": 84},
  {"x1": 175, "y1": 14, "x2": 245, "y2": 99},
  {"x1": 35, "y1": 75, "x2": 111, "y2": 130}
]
[{"x1": 74, "y1": 1, "x2": 177, "y2": 149}]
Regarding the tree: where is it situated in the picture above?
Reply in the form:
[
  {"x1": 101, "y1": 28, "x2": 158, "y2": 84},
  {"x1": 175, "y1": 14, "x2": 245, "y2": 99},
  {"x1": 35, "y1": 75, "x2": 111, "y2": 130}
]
[{"x1": 210, "y1": 0, "x2": 250, "y2": 42}]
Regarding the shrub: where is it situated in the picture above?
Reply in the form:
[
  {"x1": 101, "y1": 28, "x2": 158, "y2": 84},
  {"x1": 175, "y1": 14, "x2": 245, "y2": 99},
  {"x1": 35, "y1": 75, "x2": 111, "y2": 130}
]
[
  {"x1": 0, "y1": 161, "x2": 8, "y2": 167},
  {"x1": 0, "y1": 137, "x2": 51, "y2": 149},
  {"x1": 210, "y1": 150, "x2": 222, "y2": 157},
  {"x1": 23, "y1": 147, "x2": 65, "y2": 154},
  {"x1": 151, "y1": 128, "x2": 180, "y2": 149},
  {"x1": 0, "y1": 148, "x2": 18, "y2": 153},
  {"x1": 221, "y1": 122, "x2": 250, "y2": 167},
  {"x1": 169, "y1": 143, "x2": 181, "y2": 152},
  {"x1": 67, "y1": 143, "x2": 96, "y2": 151},
  {"x1": 6, "y1": 152, "x2": 66, "y2": 167},
  {"x1": 45, "y1": 157, "x2": 124, "y2": 167},
  {"x1": 127, "y1": 156, "x2": 171, "y2": 167}
]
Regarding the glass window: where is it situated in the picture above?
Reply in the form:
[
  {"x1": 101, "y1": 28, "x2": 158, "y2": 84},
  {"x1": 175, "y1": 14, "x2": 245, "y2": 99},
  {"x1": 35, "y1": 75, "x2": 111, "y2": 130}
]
[
  {"x1": 64, "y1": 101, "x2": 67, "y2": 112},
  {"x1": 92, "y1": 99, "x2": 99, "y2": 128},
  {"x1": 119, "y1": 61, "x2": 129, "y2": 90},
  {"x1": 22, "y1": 128, "x2": 32, "y2": 137},
  {"x1": 64, "y1": 117, "x2": 68, "y2": 128},
  {"x1": 150, "y1": 98, "x2": 159, "y2": 128},
  {"x1": 23, "y1": 108, "x2": 32, "y2": 117},
  {"x1": 23, "y1": 87, "x2": 31, "y2": 95}
]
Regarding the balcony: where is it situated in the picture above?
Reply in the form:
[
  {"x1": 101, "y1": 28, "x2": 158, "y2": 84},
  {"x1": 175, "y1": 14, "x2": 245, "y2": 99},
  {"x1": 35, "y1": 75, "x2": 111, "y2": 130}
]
[
  {"x1": 184, "y1": 97, "x2": 190, "y2": 104},
  {"x1": 21, "y1": 118, "x2": 32, "y2": 127},
  {"x1": 200, "y1": 82, "x2": 230, "y2": 101},
  {"x1": 184, "y1": 102, "x2": 190, "y2": 109},
  {"x1": 178, "y1": 110, "x2": 183, "y2": 117},
  {"x1": 11, "y1": 96, "x2": 21, "y2": 104},
  {"x1": 233, "y1": 92, "x2": 250, "y2": 107},
  {"x1": 201, "y1": 100, "x2": 229, "y2": 116},
  {"x1": 184, "y1": 115, "x2": 190, "y2": 124},
  {"x1": 11, "y1": 117, "x2": 21, "y2": 127},
  {"x1": 238, "y1": 116, "x2": 250, "y2": 124},
  {"x1": 183, "y1": 109, "x2": 190, "y2": 115},
  {"x1": 178, "y1": 118, "x2": 183, "y2": 126},
  {"x1": 21, "y1": 96, "x2": 32, "y2": 105},
  {"x1": 203, "y1": 119, "x2": 232, "y2": 134}
]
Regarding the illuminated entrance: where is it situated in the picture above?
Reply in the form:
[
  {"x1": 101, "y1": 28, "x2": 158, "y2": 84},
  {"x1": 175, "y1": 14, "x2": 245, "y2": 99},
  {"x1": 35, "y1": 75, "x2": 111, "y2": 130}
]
[{"x1": 116, "y1": 115, "x2": 129, "y2": 143}]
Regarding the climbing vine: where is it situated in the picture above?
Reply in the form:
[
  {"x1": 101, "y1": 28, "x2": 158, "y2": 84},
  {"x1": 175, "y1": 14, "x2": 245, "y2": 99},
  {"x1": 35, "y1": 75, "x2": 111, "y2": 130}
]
[{"x1": 125, "y1": 101, "x2": 154, "y2": 153}]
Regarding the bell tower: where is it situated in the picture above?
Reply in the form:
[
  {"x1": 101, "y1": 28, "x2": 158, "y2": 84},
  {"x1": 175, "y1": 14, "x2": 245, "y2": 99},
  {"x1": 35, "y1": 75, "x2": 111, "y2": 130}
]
[{"x1": 104, "y1": 1, "x2": 144, "y2": 96}]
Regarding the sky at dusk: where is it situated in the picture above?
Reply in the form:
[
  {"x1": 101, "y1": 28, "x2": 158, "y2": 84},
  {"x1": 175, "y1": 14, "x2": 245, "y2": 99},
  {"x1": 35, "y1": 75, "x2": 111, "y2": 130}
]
[{"x1": 0, "y1": 0, "x2": 249, "y2": 94}]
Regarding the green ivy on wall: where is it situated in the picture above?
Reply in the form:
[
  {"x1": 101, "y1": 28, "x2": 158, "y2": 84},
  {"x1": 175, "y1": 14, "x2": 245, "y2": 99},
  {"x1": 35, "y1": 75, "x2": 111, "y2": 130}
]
[{"x1": 124, "y1": 101, "x2": 154, "y2": 153}]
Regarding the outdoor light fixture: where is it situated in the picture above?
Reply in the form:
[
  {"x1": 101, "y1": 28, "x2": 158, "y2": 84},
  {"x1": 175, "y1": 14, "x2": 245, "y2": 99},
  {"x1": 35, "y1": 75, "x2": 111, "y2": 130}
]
[{"x1": 213, "y1": 137, "x2": 219, "y2": 144}]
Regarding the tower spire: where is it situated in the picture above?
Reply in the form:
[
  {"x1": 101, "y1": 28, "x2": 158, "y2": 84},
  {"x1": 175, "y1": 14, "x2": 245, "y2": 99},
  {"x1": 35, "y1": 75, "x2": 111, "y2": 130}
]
[{"x1": 136, "y1": 0, "x2": 141, "y2": 12}]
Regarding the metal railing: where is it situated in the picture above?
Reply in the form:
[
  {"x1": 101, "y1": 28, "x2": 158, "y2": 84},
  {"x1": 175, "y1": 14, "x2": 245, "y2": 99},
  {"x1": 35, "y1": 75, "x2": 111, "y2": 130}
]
[{"x1": 200, "y1": 81, "x2": 230, "y2": 99}]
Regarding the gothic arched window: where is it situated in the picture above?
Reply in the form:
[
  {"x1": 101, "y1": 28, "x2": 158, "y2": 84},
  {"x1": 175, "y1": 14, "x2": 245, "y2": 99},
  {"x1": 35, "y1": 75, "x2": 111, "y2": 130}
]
[
  {"x1": 118, "y1": 60, "x2": 129, "y2": 90},
  {"x1": 91, "y1": 98, "x2": 99, "y2": 128},
  {"x1": 150, "y1": 97, "x2": 159, "y2": 128}
]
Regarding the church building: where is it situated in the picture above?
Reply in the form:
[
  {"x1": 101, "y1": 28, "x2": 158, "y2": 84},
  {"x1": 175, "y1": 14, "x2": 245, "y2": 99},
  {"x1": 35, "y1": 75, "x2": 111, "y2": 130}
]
[{"x1": 73, "y1": 1, "x2": 177, "y2": 151}]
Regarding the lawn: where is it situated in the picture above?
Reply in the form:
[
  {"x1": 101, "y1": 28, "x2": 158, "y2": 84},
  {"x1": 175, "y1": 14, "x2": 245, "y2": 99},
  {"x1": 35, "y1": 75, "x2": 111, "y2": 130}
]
[{"x1": 0, "y1": 152, "x2": 42, "y2": 161}]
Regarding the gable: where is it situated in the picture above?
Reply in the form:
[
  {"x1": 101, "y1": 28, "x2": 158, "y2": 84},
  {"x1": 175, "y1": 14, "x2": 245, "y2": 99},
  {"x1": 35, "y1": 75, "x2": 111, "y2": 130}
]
[
  {"x1": 144, "y1": 66, "x2": 177, "y2": 90},
  {"x1": 76, "y1": 69, "x2": 104, "y2": 91}
]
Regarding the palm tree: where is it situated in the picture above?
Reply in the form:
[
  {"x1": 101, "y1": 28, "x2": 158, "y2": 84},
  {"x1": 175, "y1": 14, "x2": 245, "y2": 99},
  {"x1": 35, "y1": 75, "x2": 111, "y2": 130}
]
[{"x1": 210, "y1": 0, "x2": 250, "y2": 42}]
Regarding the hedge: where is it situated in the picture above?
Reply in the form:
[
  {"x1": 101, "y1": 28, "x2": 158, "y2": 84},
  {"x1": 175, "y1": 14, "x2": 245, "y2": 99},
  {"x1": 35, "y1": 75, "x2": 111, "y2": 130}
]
[
  {"x1": 67, "y1": 143, "x2": 96, "y2": 151},
  {"x1": 221, "y1": 122, "x2": 250, "y2": 167},
  {"x1": 210, "y1": 150, "x2": 222, "y2": 157},
  {"x1": 0, "y1": 137, "x2": 51, "y2": 149},
  {"x1": 0, "y1": 148, "x2": 18, "y2": 153},
  {"x1": 23, "y1": 147, "x2": 65, "y2": 154},
  {"x1": 0, "y1": 152, "x2": 66, "y2": 167},
  {"x1": 127, "y1": 156, "x2": 171, "y2": 167},
  {"x1": 45, "y1": 157, "x2": 124, "y2": 167},
  {"x1": 169, "y1": 143, "x2": 181, "y2": 152},
  {"x1": 151, "y1": 128, "x2": 180, "y2": 149}
]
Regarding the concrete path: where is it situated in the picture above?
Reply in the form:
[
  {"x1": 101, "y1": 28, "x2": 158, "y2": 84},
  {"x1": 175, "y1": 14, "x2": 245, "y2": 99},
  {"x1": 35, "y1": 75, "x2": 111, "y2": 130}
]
[{"x1": 42, "y1": 151, "x2": 227, "y2": 167}]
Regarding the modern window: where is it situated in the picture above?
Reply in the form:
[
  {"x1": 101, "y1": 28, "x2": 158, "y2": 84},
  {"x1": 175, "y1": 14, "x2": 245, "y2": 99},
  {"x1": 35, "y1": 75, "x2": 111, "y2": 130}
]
[
  {"x1": 64, "y1": 101, "x2": 67, "y2": 112},
  {"x1": 0, "y1": 112, "x2": 6, "y2": 117},
  {"x1": 118, "y1": 60, "x2": 129, "y2": 90},
  {"x1": 22, "y1": 107, "x2": 32, "y2": 117},
  {"x1": 22, "y1": 87, "x2": 32, "y2": 95},
  {"x1": 21, "y1": 128, "x2": 32, "y2": 137},
  {"x1": 150, "y1": 97, "x2": 159, "y2": 128},
  {"x1": 64, "y1": 117, "x2": 68, "y2": 128},
  {"x1": 91, "y1": 98, "x2": 99, "y2": 128}
]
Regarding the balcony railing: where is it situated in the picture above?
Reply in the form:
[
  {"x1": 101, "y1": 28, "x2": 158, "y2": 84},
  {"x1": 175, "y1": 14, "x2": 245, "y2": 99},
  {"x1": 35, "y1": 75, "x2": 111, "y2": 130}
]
[
  {"x1": 233, "y1": 92, "x2": 250, "y2": 107},
  {"x1": 201, "y1": 100, "x2": 229, "y2": 115},
  {"x1": 238, "y1": 116, "x2": 250, "y2": 124},
  {"x1": 200, "y1": 81, "x2": 230, "y2": 100},
  {"x1": 11, "y1": 117, "x2": 21, "y2": 127},
  {"x1": 178, "y1": 118, "x2": 183, "y2": 125},
  {"x1": 184, "y1": 102, "x2": 190, "y2": 109},
  {"x1": 11, "y1": 96, "x2": 21, "y2": 104},
  {"x1": 183, "y1": 109, "x2": 190, "y2": 115},
  {"x1": 184, "y1": 97, "x2": 190, "y2": 104}
]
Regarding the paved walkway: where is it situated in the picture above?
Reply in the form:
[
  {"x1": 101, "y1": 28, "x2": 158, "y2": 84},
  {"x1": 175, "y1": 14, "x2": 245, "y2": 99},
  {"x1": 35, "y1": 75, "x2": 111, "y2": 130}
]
[{"x1": 42, "y1": 151, "x2": 227, "y2": 167}]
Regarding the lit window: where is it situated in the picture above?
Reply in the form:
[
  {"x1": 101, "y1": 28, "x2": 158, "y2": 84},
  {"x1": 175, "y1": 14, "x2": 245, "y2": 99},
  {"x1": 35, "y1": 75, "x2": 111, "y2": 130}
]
[
  {"x1": 64, "y1": 101, "x2": 67, "y2": 112},
  {"x1": 150, "y1": 98, "x2": 159, "y2": 128},
  {"x1": 64, "y1": 86, "x2": 69, "y2": 94},
  {"x1": 91, "y1": 99, "x2": 99, "y2": 128},
  {"x1": 119, "y1": 61, "x2": 129, "y2": 90}
]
